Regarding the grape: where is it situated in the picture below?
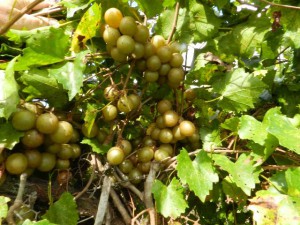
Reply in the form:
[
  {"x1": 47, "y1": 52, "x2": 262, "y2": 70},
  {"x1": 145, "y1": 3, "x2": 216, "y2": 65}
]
[
  {"x1": 137, "y1": 146, "x2": 154, "y2": 163},
  {"x1": 81, "y1": 122, "x2": 98, "y2": 138},
  {"x1": 70, "y1": 144, "x2": 81, "y2": 159},
  {"x1": 156, "y1": 46, "x2": 172, "y2": 63},
  {"x1": 120, "y1": 139, "x2": 132, "y2": 156},
  {"x1": 104, "y1": 85, "x2": 119, "y2": 101},
  {"x1": 157, "y1": 99, "x2": 172, "y2": 114},
  {"x1": 102, "y1": 104, "x2": 118, "y2": 121},
  {"x1": 119, "y1": 159, "x2": 133, "y2": 174},
  {"x1": 128, "y1": 94, "x2": 141, "y2": 110},
  {"x1": 154, "y1": 149, "x2": 170, "y2": 162},
  {"x1": 144, "y1": 70, "x2": 159, "y2": 82},
  {"x1": 137, "y1": 162, "x2": 151, "y2": 174},
  {"x1": 132, "y1": 42, "x2": 145, "y2": 59},
  {"x1": 150, "y1": 127, "x2": 161, "y2": 140},
  {"x1": 146, "y1": 55, "x2": 161, "y2": 71},
  {"x1": 12, "y1": 109, "x2": 36, "y2": 131},
  {"x1": 107, "y1": 146, "x2": 125, "y2": 165},
  {"x1": 158, "y1": 63, "x2": 171, "y2": 76},
  {"x1": 155, "y1": 115, "x2": 166, "y2": 129},
  {"x1": 159, "y1": 128, "x2": 174, "y2": 144},
  {"x1": 128, "y1": 168, "x2": 143, "y2": 184},
  {"x1": 117, "y1": 95, "x2": 134, "y2": 113},
  {"x1": 50, "y1": 121, "x2": 73, "y2": 144},
  {"x1": 104, "y1": 8, "x2": 123, "y2": 28},
  {"x1": 168, "y1": 67, "x2": 184, "y2": 83},
  {"x1": 119, "y1": 16, "x2": 137, "y2": 36},
  {"x1": 134, "y1": 24, "x2": 150, "y2": 43},
  {"x1": 37, "y1": 152, "x2": 56, "y2": 172},
  {"x1": 103, "y1": 27, "x2": 121, "y2": 46},
  {"x1": 5, "y1": 153, "x2": 28, "y2": 175},
  {"x1": 97, "y1": 129, "x2": 108, "y2": 144},
  {"x1": 143, "y1": 136, "x2": 156, "y2": 147},
  {"x1": 163, "y1": 110, "x2": 179, "y2": 127},
  {"x1": 157, "y1": 144, "x2": 174, "y2": 156},
  {"x1": 179, "y1": 120, "x2": 196, "y2": 137},
  {"x1": 24, "y1": 149, "x2": 42, "y2": 168},
  {"x1": 184, "y1": 88, "x2": 196, "y2": 101},
  {"x1": 170, "y1": 53, "x2": 184, "y2": 67},
  {"x1": 172, "y1": 125, "x2": 185, "y2": 141},
  {"x1": 117, "y1": 35, "x2": 135, "y2": 55},
  {"x1": 21, "y1": 129, "x2": 44, "y2": 148},
  {"x1": 110, "y1": 47, "x2": 127, "y2": 62},
  {"x1": 143, "y1": 42, "x2": 156, "y2": 58},
  {"x1": 151, "y1": 35, "x2": 166, "y2": 50},
  {"x1": 57, "y1": 144, "x2": 74, "y2": 159},
  {"x1": 56, "y1": 158, "x2": 70, "y2": 169}
]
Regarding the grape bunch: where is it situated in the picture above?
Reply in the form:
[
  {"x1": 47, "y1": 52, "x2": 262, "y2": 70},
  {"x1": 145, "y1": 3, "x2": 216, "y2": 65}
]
[
  {"x1": 4, "y1": 105, "x2": 82, "y2": 176},
  {"x1": 103, "y1": 8, "x2": 185, "y2": 89}
]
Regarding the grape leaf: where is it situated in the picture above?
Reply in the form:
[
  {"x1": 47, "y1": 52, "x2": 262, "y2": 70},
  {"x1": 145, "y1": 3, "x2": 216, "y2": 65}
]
[
  {"x1": 62, "y1": 0, "x2": 93, "y2": 18},
  {"x1": 48, "y1": 51, "x2": 88, "y2": 100},
  {"x1": 222, "y1": 176, "x2": 248, "y2": 205},
  {"x1": 285, "y1": 167, "x2": 300, "y2": 197},
  {"x1": 14, "y1": 27, "x2": 70, "y2": 70},
  {"x1": 218, "y1": 13, "x2": 270, "y2": 57},
  {"x1": 0, "y1": 123, "x2": 23, "y2": 150},
  {"x1": 248, "y1": 191, "x2": 300, "y2": 225},
  {"x1": 200, "y1": 125, "x2": 222, "y2": 150},
  {"x1": 213, "y1": 153, "x2": 262, "y2": 196},
  {"x1": 134, "y1": 0, "x2": 163, "y2": 18},
  {"x1": 81, "y1": 138, "x2": 111, "y2": 154},
  {"x1": 71, "y1": 3, "x2": 101, "y2": 52},
  {"x1": 212, "y1": 68, "x2": 267, "y2": 112},
  {"x1": 19, "y1": 68, "x2": 68, "y2": 109},
  {"x1": 42, "y1": 192, "x2": 78, "y2": 225},
  {"x1": 0, "y1": 196, "x2": 10, "y2": 224},
  {"x1": 176, "y1": 149, "x2": 219, "y2": 202},
  {"x1": 264, "y1": 107, "x2": 300, "y2": 154},
  {"x1": 152, "y1": 178, "x2": 188, "y2": 219},
  {"x1": 0, "y1": 57, "x2": 19, "y2": 119}
]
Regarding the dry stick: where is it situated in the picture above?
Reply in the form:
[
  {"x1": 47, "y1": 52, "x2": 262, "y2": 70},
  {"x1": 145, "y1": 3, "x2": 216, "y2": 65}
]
[
  {"x1": 94, "y1": 176, "x2": 112, "y2": 225},
  {"x1": 31, "y1": 6, "x2": 64, "y2": 17},
  {"x1": 131, "y1": 208, "x2": 152, "y2": 225},
  {"x1": 110, "y1": 188, "x2": 132, "y2": 225},
  {"x1": 0, "y1": 0, "x2": 44, "y2": 35},
  {"x1": 259, "y1": 0, "x2": 300, "y2": 9},
  {"x1": 167, "y1": 2, "x2": 180, "y2": 44},
  {"x1": 6, "y1": 173, "x2": 28, "y2": 225},
  {"x1": 144, "y1": 162, "x2": 160, "y2": 225}
]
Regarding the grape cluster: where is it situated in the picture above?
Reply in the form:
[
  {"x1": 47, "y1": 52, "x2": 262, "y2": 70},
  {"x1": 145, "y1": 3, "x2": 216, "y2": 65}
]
[
  {"x1": 4, "y1": 106, "x2": 82, "y2": 175},
  {"x1": 103, "y1": 8, "x2": 185, "y2": 89}
]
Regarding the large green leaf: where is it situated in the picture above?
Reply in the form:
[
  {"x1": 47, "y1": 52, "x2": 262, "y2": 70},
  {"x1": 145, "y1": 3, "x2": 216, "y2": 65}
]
[
  {"x1": 212, "y1": 68, "x2": 267, "y2": 112},
  {"x1": 264, "y1": 107, "x2": 300, "y2": 154},
  {"x1": 213, "y1": 153, "x2": 262, "y2": 196},
  {"x1": 14, "y1": 27, "x2": 70, "y2": 70},
  {"x1": 0, "y1": 123, "x2": 23, "y2": 150},
  {"x1": 48, "y1": 51, "x2": 88, "y2": 100},
  {"x1": 152, "y1": 178, "x2": 188, "y2": 219},
  {"x1": 19, "y1": 68, "x2": 68, "y2": 109},
  {"x1": 135, "y1": 0, "x2": 163, "y2": 18},
  {"x1": 285, "y1": 167, "x2": 300, "y2": 197},
  {"x1": 42, "y1": 192, "x2": 78, "y2": 225},
  {"x1": 248, "y1": 191, "x2": 300, "y2": 225},
  {"x1": 71, "y1": 3, "x2": 101, "y2": 52},
  {"x1": 218, "y1": 13, "x2": 270, "y2": 57},
  {"x1": 177, "y1": 149, "x2": 219, "y2": 202},
  {"x1": 0, "y1": 57, "x2": 19, "y2": 119}
]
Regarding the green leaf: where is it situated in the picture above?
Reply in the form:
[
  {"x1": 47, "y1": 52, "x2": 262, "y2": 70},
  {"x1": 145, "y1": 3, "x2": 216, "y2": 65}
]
[
  {"x1": 0, "y1": 123, "x2": 23, "y2": 150},
  {"x1": 222, "y1": 176, "x2": 248, "y2": 205},
  {"x1": 42, "y1": 192, "x2": 78, "y2": 225},
  {"x1": 0, "y1": 57, "x2": 19, "y2": 119},
  {"x1": 218, "y1": 13, "x2": 270, "y2": 57},
  {"x1": 15, "y1": 27, "x2": 70, "y2": 70},
  {"x1": 134, "y1": 0, "x2": 163, "y2": 18},
  {"x1": 212, "y1": 68, "x2": 267, "y2": 112},
  {"x1": 213, "y1": 153, "x2": 262, "y2": 195},
  {"x1": 200, "y1": 125, "x2": 222, "y2": 150},
  {"x1": 0, "y1": 196, "x2": 10, "y2": 224},
  {"x1": 264, "y1": 107, "x2": 300, "y2": 154},
  {"x1": 81, "y1": 138, "x2": 110, "y2": 154},
  {"x1": 48, "y1": 51, "x2": 88, "y2": 100},
  {"x1": 71, "y1": 3, "x2": 101, "y2": 52},
  {"x1": 285, "y1": 167, "x2": 300, "y2": 197},
  {"x1": 62, "y1": 0, "x2": 94, "y2": 18},
  {"x1": 177, "y1": 149, "x2": 219, "y2": 202},
  {"x1": 248, "y1": 191, "x2": 300, "y2": 225},
  {"x1": 19, "y1": 68, "x2": 68, "y2": 109},
  {"x1": 152, "y1": 178, "x2": 188, "y2": 219}
]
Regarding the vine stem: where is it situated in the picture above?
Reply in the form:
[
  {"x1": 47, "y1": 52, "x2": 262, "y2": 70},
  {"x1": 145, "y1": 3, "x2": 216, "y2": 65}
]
[
  {"x1": 167, "y1": 2, "x2": 180, "y2": 44},
  {"x1": 6, "y1": 173, "x2": 28, "y2": 225},
  {"x1": 0, "y1": 0, "x2": 44, "y2": 35},
  {"x1": 259, "y1": 0, "x2": 300, "y2": 9},
  {"x1": 110, "y1": 188, "x2": 131, "y2": 225}
]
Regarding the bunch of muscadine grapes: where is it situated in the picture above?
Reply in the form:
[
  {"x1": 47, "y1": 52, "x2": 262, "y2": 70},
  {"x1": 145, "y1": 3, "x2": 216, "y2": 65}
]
[{"x1": 103, "y1": 8, "x2": 185, "y2": 89}]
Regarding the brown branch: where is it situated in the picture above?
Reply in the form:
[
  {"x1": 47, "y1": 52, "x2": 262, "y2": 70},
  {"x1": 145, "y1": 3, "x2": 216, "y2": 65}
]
[
  {"x1": 110, "y1": 188, "x2": 131, "y2": 225},
  {"x1": 6, "y1": 173, "x2": 28, "y2": 225},
  {"x1": 0, "y1": 0, "x2": 44, "y2": 35},
  {"x1": 259, "y1": 0, "x2": 300, "y2": 10},
  {"x1": 167, "y1": 2, "x2": 180, "y2": 44},
  {"x1": 263, "y1": 165, "x2": 299, "y2": 170}
]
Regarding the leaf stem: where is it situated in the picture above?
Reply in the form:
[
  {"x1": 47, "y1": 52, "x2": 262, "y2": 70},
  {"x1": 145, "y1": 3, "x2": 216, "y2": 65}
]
[
  {"x1": 259, "y1": 0, "x2": 300, "y2": 9},
  {"x1": 167, "y1": 2, "x2": 180, "y2": 44}
]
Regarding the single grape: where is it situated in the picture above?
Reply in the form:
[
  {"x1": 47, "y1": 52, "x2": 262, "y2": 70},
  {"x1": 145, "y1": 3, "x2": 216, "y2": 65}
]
[
  {"x1": 103, "y1": 27, "x2": 121, "y2": 46},
  {"x1": 117, "y1": 35, "x2": 135, "y2": 55},
  {"x1": 119, "y1": 16, "x2": 137, "y2": 36},
  {"x1": 12, "y1": 109, "x2": 36, "y2": 131},
  {"x1": 104, "y1": 8, "x2": 123, "y2": 28},
  {"x1": 134, "y1": 24, "x2": 150, "y2": 43}
]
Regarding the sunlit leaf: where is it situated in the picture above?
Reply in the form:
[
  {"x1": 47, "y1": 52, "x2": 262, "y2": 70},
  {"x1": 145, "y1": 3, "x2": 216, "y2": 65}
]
[
  {"x1": 0, "y1": 196, "x2": 10, "y2": 224},
  {"x1": 177, "y1": 149, "x2": 219, "y2": 202},
  {"x1": 0, "y1": 123, "x2": 23, "y2": 150},
  {"x1": 152, "y1": 178, "x2": 188, "y2": 219}
]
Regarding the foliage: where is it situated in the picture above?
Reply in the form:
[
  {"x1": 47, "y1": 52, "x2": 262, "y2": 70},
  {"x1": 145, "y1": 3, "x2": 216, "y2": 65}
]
[{"x1": 0, "y1": 0, "x2": 300, "y2": 224}]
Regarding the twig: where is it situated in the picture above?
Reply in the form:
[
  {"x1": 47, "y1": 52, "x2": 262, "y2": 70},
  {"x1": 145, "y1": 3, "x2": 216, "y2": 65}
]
[
  {"x1": 167, "y1": 2, "x2": 180, "y2": 44},
  {"x1": 31, "y1": 6, "x2": 64, "y2": 17},
  {"x1": 144, "y1": 162, "x2": 160, "y2": 225},
  {"x1": 6, "y1": 173, "x2": 28, "y2": 225},
  {"x1": 0, "y1": 0, "x2": 44, "y2": 35},
  {"x1": 259, "y1": 0, "x2": 300, "y2": 10},
  {"x1": 94, "y1": 176, "x2": 112, "y2": 225},
  {"x1": 262, "y1": 165, "x2": 299, "y2": 170},
  {"x1": 131, "y1": 208, "x2": 152, "y2": 225},
  {"x1": 110, "y1": 188, "x2": 131, "y2": 225}
]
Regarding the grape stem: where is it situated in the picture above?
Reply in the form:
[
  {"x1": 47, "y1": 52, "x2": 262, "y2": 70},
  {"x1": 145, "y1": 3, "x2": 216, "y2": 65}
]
[
  {"x1": 6, "y1": 173, "x2": 28, "y2": 225},
  {"x1": 167, "y1": 2, "x2": 180, "y2": 44}
]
